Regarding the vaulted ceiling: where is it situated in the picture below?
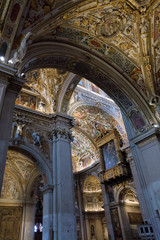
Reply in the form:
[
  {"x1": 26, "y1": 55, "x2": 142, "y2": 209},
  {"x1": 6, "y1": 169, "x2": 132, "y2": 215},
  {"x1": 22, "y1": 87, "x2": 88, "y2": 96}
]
[
  {"x1": 0, "y1": 0, "x2": 160, "y2": 98},
  {"x1": 1, "y1": 0, "x2": 160, "y2": 130}
]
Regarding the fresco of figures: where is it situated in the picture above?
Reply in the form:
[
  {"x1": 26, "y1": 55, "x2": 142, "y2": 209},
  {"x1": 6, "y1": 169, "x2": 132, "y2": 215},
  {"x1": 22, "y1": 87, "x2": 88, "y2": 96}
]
[
  {"x1": 71, "y1": 129, "x2": 100, "y2": 172},
  {"x1": 72, "y1": 105, "x2": 126, "y2": 141}
]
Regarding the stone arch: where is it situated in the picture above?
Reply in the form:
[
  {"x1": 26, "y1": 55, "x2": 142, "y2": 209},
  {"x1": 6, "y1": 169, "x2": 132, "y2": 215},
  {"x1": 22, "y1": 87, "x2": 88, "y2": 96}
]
[
  {"x1": 115, "y1": 184, "x2": 137, "y2": 203},
  {"x1": 26, "y1": 173, "x2": 43, "y2": 202},
  {"x1": 8, "y1": 144, "x2": 52, "y2": 186},
  {"x1": 18, "y1": 41, "x2": 157, "y2": 139},
  {"x1": 57, "y1": 73, "x2": 81, "y2": 113},
  {"x1": 119, "y1": 188, "x2": 138, "y2": 204}
]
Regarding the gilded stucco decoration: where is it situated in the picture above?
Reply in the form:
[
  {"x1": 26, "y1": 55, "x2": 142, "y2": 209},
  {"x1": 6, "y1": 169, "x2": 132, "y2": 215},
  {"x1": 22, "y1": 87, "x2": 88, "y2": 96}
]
[
  {"x1": 25, "y1": 68, "x2": 68, "y2": 113},
  {"x1": 49, "y1": 24, "x2": 146, "y2": 94},
  {"x1": 1, "y1": 172, "x2": 21, "y2": 200},
  {"x1": 0, "y1": 206, "x2": 23, "y2": 240},
  {"x1": 1, "y1": 0, "x2": 160, "y2": 119},
  {"x1": 83, "y1": 175, "x2": 101, "y2": 193},
  {"x1": 83, "y1": 175, "x2": 104, "y2": 212},
  {"x1": 119, "y1": 188, "x2": 139, "y2": 204},
  {"x1": 1, "y1": 150, "x2": 40, "y2": 200},
  {"x1": 84, "y1": 193, "x2": 104, "y2": 212},
  {"x1": 59, "y1": 0, "x2": 149, "y2": 95}
]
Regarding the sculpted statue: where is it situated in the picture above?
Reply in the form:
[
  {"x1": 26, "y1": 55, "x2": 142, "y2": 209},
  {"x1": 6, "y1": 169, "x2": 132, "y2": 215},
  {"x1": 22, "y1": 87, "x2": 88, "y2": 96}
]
[
  {"x1": 150, "y1": 95, "x2": 160, "y2": 120},
  {"x1": 14, "y1": 121, "x2": 25, "y2": 144},
  {"x1": 10, "y1": 32, "x2": 32, "y2": 64},
  {"x1": 32, "y1": 131, "x2": 42, "y2": 148}
]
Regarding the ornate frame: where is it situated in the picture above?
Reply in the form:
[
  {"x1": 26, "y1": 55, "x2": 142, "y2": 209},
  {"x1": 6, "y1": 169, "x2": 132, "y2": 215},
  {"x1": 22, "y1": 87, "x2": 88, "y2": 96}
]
[{"x1": 95, "y1": 129, "x2": 122, "y2": 172}]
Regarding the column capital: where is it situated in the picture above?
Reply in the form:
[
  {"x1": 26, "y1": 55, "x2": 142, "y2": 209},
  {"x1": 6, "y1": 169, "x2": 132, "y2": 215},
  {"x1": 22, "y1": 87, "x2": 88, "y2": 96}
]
[
  {"x1": 52, "y1": 113, "x2": 75, "y2": 141},
  {"x1": 52, "y1": 127, "x2": 73, "y2": 141},
  {"x1": 41, "y1": 185, "x2": 54, "y2": 193}
]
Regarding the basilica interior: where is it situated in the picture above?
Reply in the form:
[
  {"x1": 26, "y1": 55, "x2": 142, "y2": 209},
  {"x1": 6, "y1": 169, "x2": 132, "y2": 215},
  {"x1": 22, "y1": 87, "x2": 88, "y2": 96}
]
[{"x1": 0, "y1": 0, "x2": 160, "y2": 240}]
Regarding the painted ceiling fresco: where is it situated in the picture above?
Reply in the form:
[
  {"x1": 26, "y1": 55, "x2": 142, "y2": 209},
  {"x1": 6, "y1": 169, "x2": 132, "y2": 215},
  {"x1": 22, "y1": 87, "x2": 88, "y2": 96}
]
[
  {"x1": 72, "y1": 105, "x2": 126, "y2": 142},
  {"x1": 72, "y1": 129, "x2": 99, "y2": 172},
  {"x1": 1, "y1": 0, "x2": 160, "y2": 121},
  {"x1": 1, "y1": 0, "x2": 159, "y2": 99},
  {"x1": 71, "y1": 104, "x2": 128, "y2": 172}
]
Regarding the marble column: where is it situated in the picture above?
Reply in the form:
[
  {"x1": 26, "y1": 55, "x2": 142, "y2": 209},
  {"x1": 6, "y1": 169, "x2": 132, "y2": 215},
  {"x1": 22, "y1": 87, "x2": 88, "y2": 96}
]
[
  {"x1": 0, "y1": 67, "x2": 24, "y2": 194},
  {"x1": 130, "y1": 127, "x2": 160, "y2": 239},
  {"x1": 52, "y1": 113, "x2": 77, "y2": 240},
  {"x1": 42, "y1": 185, "x2": 53, "y2": 240},
  {"x1": 101, "y1": 183, "x2": 115, "y2": 240},
  {"x1": 21, "y1": 203, "x2": 36, "y2": 240}
]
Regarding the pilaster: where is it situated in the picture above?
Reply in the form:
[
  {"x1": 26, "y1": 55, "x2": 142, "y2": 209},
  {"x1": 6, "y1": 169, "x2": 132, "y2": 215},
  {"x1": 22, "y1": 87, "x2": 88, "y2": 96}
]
[
  {"x1": 21, "y1": 203, "x2": 36, "y2": 240},
  {"x1": 130, "y1": 127, "x2": 160, "y2": 239},
  {"x1": 52, "y1": 113, "x2": 77, "y2": 240}
]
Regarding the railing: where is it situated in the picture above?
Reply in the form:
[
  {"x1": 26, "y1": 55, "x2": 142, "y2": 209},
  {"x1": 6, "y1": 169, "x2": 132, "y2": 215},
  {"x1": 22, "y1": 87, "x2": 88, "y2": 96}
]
[{"x1": 137, "y1": 224, "x2": 155, "y2": 240}]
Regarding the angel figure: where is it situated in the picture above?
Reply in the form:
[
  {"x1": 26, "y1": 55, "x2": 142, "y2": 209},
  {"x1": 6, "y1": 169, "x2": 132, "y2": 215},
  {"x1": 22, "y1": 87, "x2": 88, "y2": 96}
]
[
  {"x1": 14, "y1": 121, "x2": 25, "y2": 144},
  {"x1": 10, "y1": 32, "x2": 32, "y2": 64}
]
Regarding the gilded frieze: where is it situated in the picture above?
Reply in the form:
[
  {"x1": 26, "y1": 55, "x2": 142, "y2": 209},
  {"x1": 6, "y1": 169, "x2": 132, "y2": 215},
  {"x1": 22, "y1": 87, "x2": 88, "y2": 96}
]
[{"x1": 83, "y1": 175, "x2": 101, "y2": 192}]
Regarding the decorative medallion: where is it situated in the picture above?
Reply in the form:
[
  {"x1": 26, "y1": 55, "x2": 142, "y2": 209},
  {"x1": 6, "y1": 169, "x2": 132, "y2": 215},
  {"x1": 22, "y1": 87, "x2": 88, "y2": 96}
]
[{"x1": 100, "y1": 15, "x2": 122, "y2": 38}]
